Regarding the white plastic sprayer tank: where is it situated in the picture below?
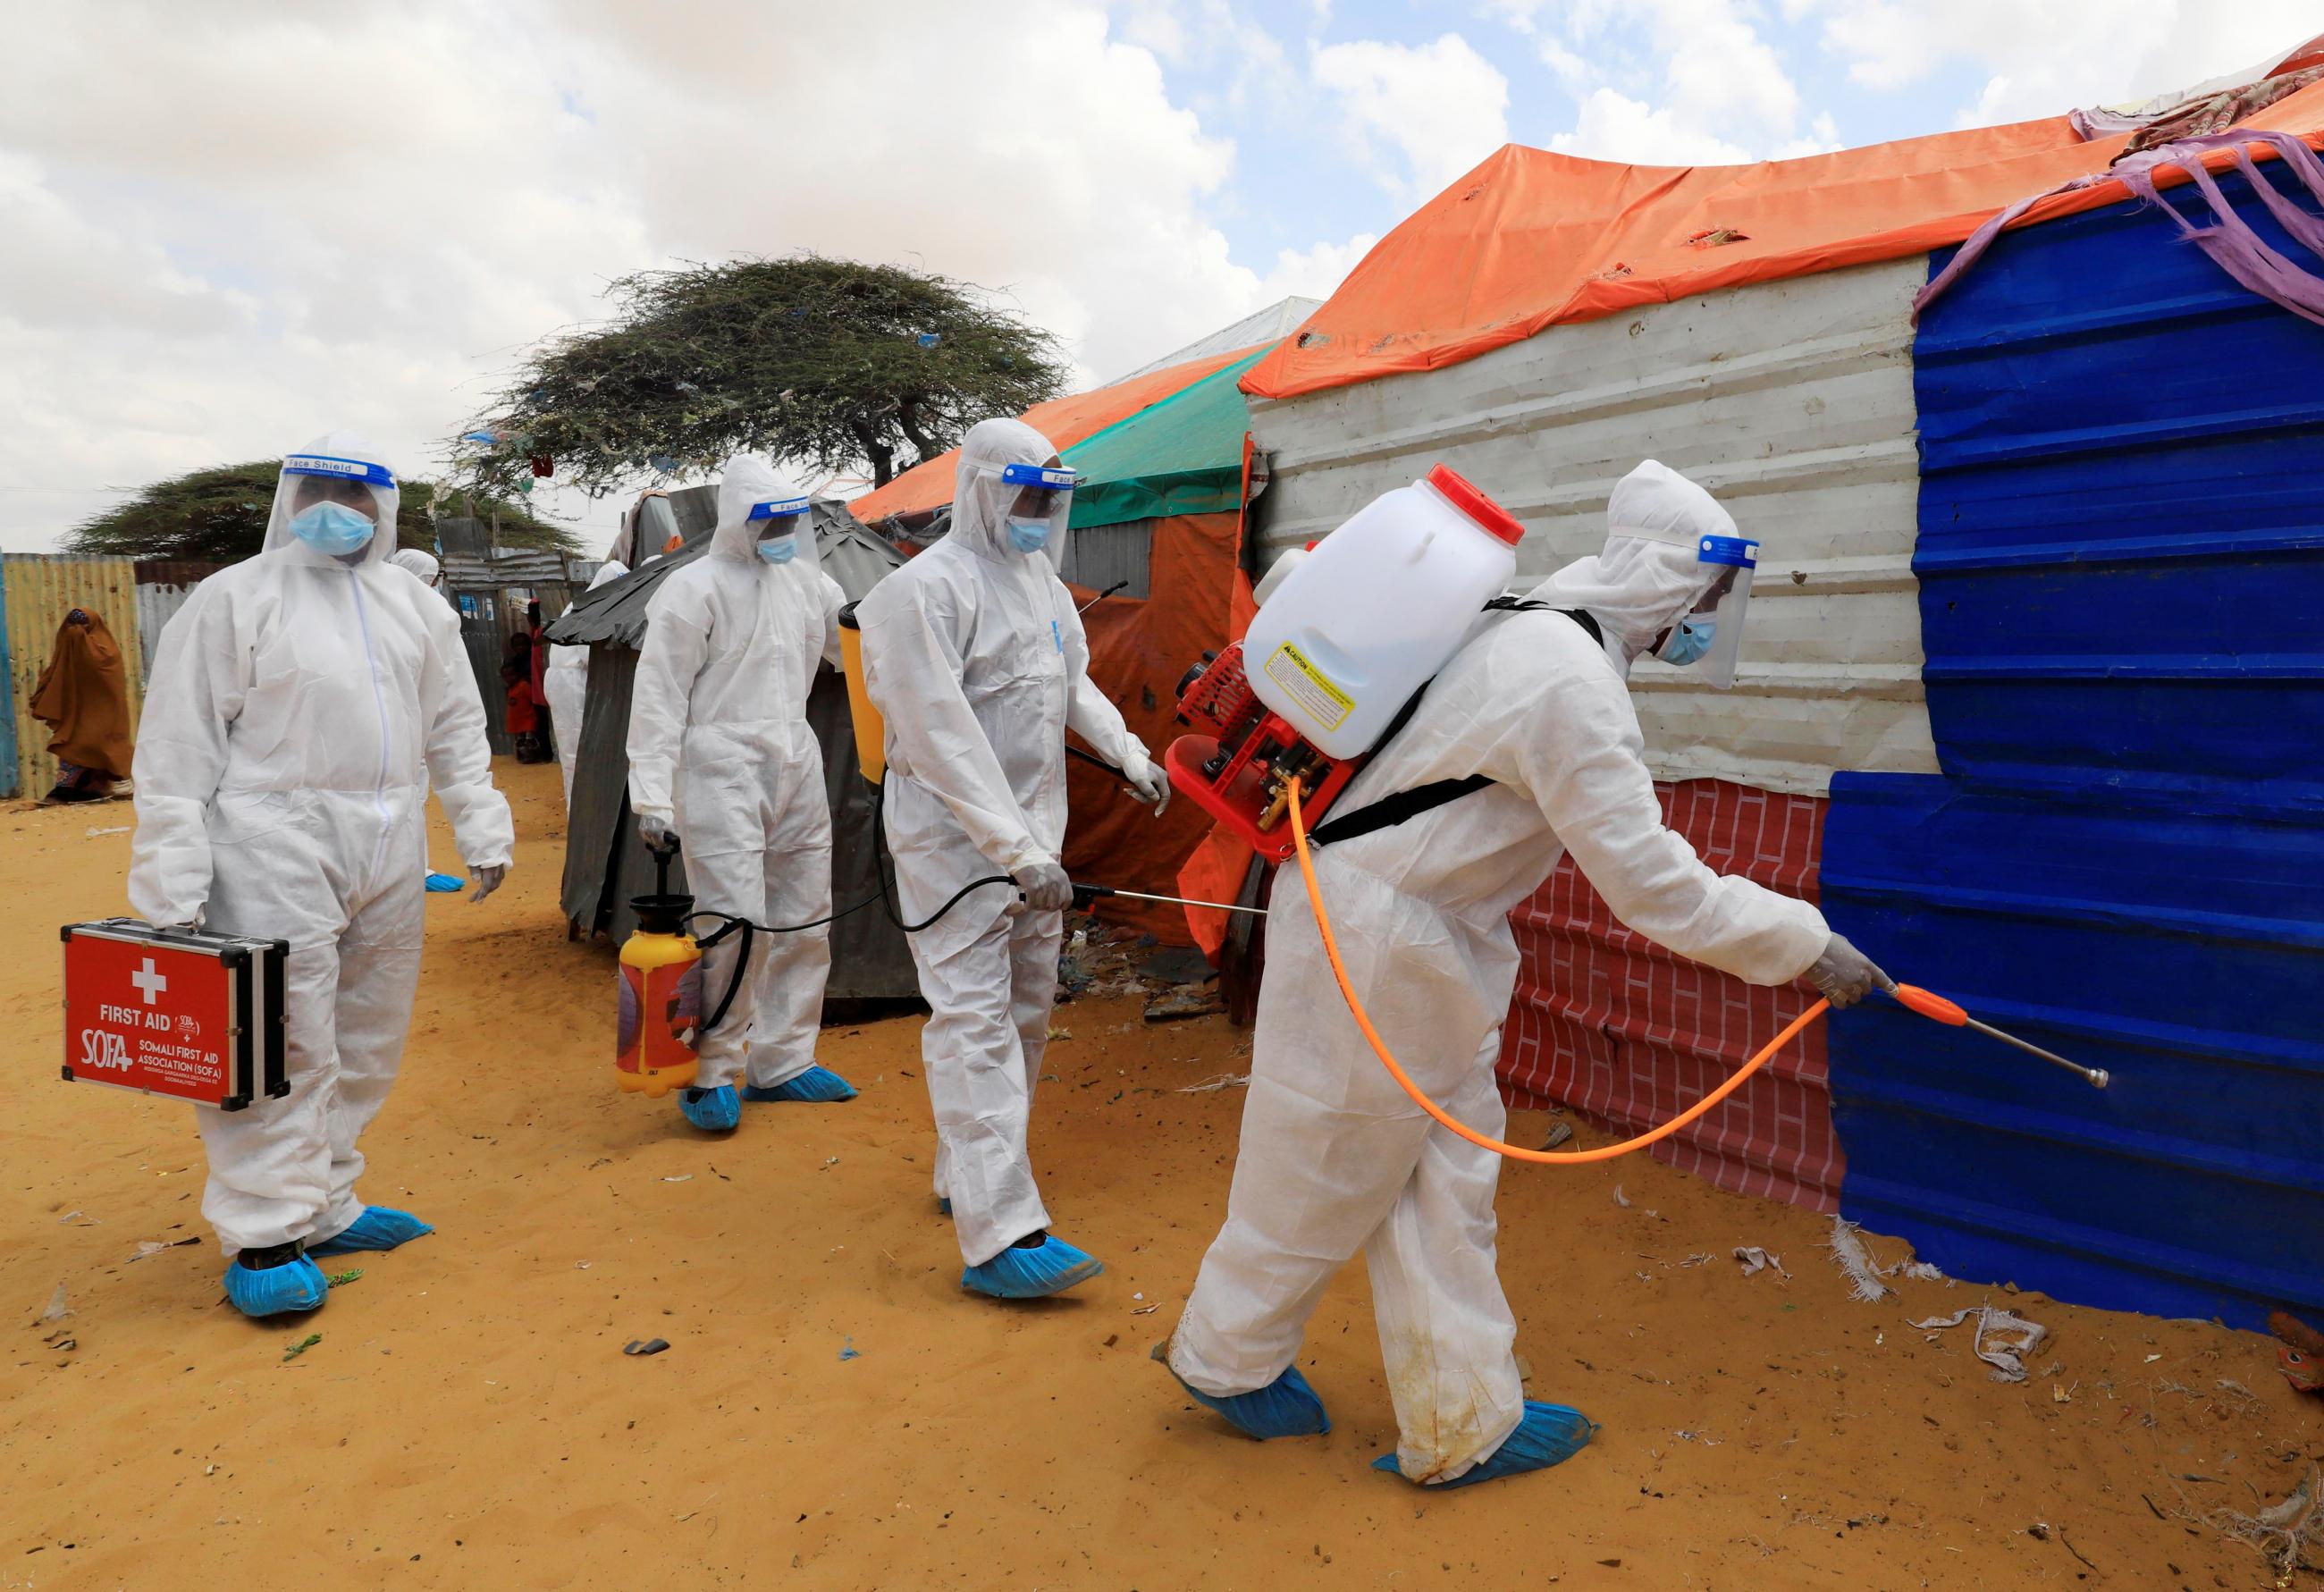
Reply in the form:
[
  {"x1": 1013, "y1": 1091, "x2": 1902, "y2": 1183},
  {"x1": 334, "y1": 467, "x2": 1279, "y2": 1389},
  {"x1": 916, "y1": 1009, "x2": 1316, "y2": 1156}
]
[{"x1": 1243, "y1": 464, "x2": 1525, "y2": 759}]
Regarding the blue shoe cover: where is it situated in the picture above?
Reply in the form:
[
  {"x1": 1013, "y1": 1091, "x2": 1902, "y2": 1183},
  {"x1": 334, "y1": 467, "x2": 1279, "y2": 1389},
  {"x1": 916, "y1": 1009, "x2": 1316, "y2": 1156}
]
[
  {"x1": 424, "y1": 872, "x2": 463, "y2": 893},
  {"x1": 678, "y1": 1085, "x2": 740, "y2": 1131},
  {"x1": 742, "y1": 1066, "x2": 857, "y2": 1103},
  {"x1": 960, "y1": 1235, "x2": 1104, "y2": 1299},
  {"x1": 937, "y1": 1197, "x2": 953, "y2": 1217},
  {"x1": 1370, "y1": 1401, "x2": 1596, "y2": 1487},
  {"x1": 310, "y1": 1206, "x2": 435, "y2": 1257},
  {"x1": 1161, "y1": 1354, "x2": 1332, "y2": 1438},
  {"x1": 223, "y1": 1255, "x2": 327, "y2": 1318}
]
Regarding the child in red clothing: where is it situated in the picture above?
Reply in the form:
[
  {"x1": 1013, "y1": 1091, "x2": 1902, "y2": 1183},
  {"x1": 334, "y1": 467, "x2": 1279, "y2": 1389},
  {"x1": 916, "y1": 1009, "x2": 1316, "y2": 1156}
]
[{"x1": 501, "y1": 663, "x2": 550, "y2": 761}]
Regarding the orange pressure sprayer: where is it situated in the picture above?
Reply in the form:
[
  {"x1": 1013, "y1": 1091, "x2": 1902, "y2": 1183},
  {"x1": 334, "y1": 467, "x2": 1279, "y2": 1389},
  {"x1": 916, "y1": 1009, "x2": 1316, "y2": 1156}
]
[{"x1": 615, "y1": 841, "x2": 703, "y2": 1098}]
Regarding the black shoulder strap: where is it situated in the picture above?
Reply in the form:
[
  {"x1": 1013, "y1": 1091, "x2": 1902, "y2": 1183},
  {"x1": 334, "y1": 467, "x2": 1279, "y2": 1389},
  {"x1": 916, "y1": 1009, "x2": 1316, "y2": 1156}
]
[{"x1": 1303, "y1": 606, "x2": 1602, "y2": 849}]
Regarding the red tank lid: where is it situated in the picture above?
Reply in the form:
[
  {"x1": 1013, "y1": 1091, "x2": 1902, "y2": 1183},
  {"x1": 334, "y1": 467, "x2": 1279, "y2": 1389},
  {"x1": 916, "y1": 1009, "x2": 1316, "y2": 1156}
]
[{"x1": 1425, "y1": 464, "x2": 1524, "y2": 546}]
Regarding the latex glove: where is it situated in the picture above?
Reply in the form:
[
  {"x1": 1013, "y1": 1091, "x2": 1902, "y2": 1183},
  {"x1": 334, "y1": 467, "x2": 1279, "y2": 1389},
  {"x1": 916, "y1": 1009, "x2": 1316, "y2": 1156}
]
[
  {"x1": 1122, "y1": 749, "x2": 1171, "y2": 816},
  {"x1": 637, "y1": 813, "x2": 675, "y2": 852},
  {"x1": 1010, "y1": 859, "x2": 1075, "y2": 914},
  {"x1": 1807, "y1": 932, "x2": 1888, "y2": 1009},
  {"x1": 467, "y1": 863, "x2": 509, "y2": 905}
]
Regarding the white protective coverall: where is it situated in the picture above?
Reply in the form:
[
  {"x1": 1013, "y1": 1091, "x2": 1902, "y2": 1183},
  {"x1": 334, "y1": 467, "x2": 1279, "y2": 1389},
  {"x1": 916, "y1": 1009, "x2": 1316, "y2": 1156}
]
[
  {"x1": 386, "y1": 548, "x2": 441, "y2": 589},
  {"x1": 546, "y1": 560, "x2": 628, "y2": 808},
  {"x1": 855, "y1": 419, "x2": 1153, "y2": 1268},
  {"x1": 1168, "y1": 460, "x2": 1833, "y2": 1482},
  {"x1": 626, "y1": 459, "x2": 845, "y2": 1091},
  {"x1": 128, "y1": 433, "x2": 514, "y2": 1256}
]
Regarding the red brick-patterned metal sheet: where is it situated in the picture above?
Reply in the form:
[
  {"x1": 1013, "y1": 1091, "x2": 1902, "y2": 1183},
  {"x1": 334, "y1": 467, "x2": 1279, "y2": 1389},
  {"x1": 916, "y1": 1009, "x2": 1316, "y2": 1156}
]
[{"x1": 1499, "y1": 779, "x2": 1840, "y2": 1212}]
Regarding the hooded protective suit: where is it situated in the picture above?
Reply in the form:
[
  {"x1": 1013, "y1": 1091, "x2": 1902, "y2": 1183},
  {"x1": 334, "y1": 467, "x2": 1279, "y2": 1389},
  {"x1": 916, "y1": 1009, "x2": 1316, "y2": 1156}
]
[
  {"x1": 127, "y1": 432, "x2": 514, "y2": 1257},
  {"x1": 626, "y1": 459, "x2": 844, "y2": 1094},
  {"x1": 547, "y1": 560, "x2": 627, "y2": 808},
  {"x1": 1167, "y1": 460, "x2": 1834, "y2": 1483},
  {"x1": 855, "y1": 418, "x2": 1152, "y2": 1268},
  {"x1": 386, "y1": 548, "x2": 441, "y2": 589}
]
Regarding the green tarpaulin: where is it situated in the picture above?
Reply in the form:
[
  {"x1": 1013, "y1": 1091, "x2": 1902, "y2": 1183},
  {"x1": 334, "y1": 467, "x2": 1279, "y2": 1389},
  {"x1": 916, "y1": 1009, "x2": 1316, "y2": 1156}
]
[{"x1": 1062, "y1": 346, "x2": 1268, "y2": 530}]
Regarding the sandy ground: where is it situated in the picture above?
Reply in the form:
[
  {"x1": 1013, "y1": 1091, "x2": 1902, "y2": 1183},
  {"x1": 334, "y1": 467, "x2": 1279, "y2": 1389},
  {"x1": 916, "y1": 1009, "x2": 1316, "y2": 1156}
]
[{"x1": 3, "y1": 760, "x2": 2319, "y2": 1591}]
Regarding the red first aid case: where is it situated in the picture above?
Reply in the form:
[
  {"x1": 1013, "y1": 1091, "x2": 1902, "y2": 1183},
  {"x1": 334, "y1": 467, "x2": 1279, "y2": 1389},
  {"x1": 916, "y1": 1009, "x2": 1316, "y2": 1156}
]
[{"x1": 60, "y1": 920, "x2": 289, "y2": 1110}]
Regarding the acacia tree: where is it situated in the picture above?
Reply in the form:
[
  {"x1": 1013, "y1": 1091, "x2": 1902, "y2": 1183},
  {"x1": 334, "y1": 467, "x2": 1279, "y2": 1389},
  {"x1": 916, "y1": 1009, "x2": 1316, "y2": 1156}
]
[
  {"x1": 63, "y1": 461, "x2": 574, "y2": 563},
  {"x1": 453, "y1": 255, "x2": 1069, "y2": 493}
]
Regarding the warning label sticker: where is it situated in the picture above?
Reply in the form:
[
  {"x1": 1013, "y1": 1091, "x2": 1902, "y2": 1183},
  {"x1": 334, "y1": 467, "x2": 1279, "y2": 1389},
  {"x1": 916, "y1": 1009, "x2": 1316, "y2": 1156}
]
[{"x1": 1262, "y1": 642, "x2": 1356, "y2": 733}]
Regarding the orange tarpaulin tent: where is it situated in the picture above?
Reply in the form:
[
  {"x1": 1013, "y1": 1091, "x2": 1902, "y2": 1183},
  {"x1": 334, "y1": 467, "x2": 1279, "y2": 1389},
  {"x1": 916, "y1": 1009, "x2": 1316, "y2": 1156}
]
[{"x1": 1242, "y1": 84, "x2": 2324, "y2": 402}]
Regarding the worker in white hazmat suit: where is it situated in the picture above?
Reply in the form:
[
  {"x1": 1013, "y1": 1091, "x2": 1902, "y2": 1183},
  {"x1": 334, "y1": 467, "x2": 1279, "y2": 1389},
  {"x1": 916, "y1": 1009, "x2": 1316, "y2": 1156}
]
[
  {"x1": 128, "y1": 434, "x2": 515, "y2": 1320},
  {"x1": 626, "y1": 458, "x2": 855, "y2": 1132},
  {"x1": 855, "y1": 417, "x2": 1171, "y2": 1300},
  {"x1": 1164, "y1": 460, "x2": 1886, "y2": 1484},
  {"x1": 387, "y1": 547, "x2": 442, "y2": 592},
  {"x1": 383, "y1": 548, "x2": 467, "y2": 891},
  {"x1": 545, "y1": 559, "x2": 627, "y2": 809}
]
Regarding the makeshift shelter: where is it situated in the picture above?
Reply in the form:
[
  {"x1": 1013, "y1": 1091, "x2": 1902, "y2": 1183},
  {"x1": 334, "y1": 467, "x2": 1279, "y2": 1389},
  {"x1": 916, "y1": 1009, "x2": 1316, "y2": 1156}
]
[
  {"x1": 1225, "y1": 90, "x2": 2324, "y2": 1332},
  {"x1": 850, "y1": 344, "x2": 1272, "y2": 942},
  {"x1": 548, "y1": 502, "x2": 920, "y2": 1004}
]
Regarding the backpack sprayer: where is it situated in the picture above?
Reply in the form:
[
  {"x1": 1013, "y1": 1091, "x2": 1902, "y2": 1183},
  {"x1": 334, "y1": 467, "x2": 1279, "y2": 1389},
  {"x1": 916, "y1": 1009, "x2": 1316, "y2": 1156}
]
[{"x1": 1161, "y1": 464, "x2": 2107, "y2": 1166}]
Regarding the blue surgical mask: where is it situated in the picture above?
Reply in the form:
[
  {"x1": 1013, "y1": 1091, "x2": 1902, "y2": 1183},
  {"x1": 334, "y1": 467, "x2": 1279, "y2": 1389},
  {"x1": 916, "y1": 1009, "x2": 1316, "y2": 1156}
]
[
  {"x1": 1006, "y1": 517, "x2": 1050, "y2": 554},
  {"x1": 1657, "y1": 616, "x2": 1714, "y2": 666},
  {"x1": 289, "y1": 501, "x2": 376, "y2": 556},
  {"x1": 757, "y1": 535, "x2": 797, "y2": 565}
]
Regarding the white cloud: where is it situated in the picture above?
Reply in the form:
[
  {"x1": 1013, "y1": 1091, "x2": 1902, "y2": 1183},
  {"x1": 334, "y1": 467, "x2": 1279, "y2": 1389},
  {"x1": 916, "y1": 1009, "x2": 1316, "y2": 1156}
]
[
  {"x1": 1311, "y1": 33, "x2": 1512, "y2": 198},
  {"x1": 0, "y1": 0, "x2": 1337, "y2": 551},
  {"x1": 1253, "y1": 232, "x2": 1381, "y2": 302},
  {"x1": 1811, "y1": 0, "x2": 2321, "y2": 124},
  {"x1": 1533, "y1": 0, "x2": 1815, "y2": 166}
]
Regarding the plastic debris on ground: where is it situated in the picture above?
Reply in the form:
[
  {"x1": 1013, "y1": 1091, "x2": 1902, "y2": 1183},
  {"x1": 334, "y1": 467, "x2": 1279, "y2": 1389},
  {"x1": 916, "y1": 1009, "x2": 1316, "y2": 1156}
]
[
  {"x1": 623, "y1": 1338, "x2": 671, "y2": 1357},
  {"x1": 1175, "y1": 1074, "x2": 1249, "y2": 1093},
  {"x1": 1911, "y1": 1305, "x2": 2050, "y2": 1383},
  {"x1": 838, "y1": 1336, "x2": 861, "y2": 1361},
  {"x1": 1733, "y1": 1247, "x2": 1789, "y2": 1279},
  {"x1": 282, "y1": 1334, "x2": 322, "y2": 1362}
]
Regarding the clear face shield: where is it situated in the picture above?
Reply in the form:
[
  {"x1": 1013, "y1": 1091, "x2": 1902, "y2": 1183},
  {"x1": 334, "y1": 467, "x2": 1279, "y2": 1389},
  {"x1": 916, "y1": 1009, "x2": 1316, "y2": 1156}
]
[
  {"x1": 996, "y1": 461, "x2": 1076, "y2": 562},
  {"x1": 1666, "y1": 533, "x2": 1757, "y2": 690},
  {"x1": 746, "y1": 495, "x2": 813, "y2": 568},
  {"x1": 276, "y1": 452, "x2": 397, "y2": 560}
]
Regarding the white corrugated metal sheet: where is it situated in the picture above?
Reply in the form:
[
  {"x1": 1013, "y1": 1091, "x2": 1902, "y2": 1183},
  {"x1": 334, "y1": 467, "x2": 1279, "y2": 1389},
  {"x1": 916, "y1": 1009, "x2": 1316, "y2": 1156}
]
[{"x1": 1245, "y1": 256, "x2": 1939, "y2": 796}]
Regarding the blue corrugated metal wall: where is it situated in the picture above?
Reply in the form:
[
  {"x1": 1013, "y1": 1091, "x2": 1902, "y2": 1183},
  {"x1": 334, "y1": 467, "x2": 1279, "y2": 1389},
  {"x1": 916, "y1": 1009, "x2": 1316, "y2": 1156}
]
[{"x1": 1824, "y1": 164, "x2": 2324, "y2": 1330}]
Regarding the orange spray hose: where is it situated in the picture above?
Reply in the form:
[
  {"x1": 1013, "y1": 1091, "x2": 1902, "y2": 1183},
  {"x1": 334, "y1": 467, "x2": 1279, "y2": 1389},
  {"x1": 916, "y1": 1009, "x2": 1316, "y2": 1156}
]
[{"x1": 1284, "y1": 776, "x2": 1831, "y2": 1165}]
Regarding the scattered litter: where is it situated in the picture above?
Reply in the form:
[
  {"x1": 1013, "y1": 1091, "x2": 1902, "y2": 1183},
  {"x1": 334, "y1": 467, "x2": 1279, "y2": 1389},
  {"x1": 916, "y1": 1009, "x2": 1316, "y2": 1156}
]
[
  {"x1": 1133, "y1": 1293, "x2": 1144, "y2": 1301},
  {"x1": 708, "y1": 1166, "x2": 731, "y2": 1183},
  {"x1": 1144, "y1": 990, "x2": 1225, "y2": 1023},
  {"x1": 1687, "y1": 227, "x2": 1751, "y2": 248},
  {"x1": 2143, "y1": 1352, "x2": 2164, "y2": 1363},
  {"x1": 1911, "y1": 1305, "x2": 2050, "y2": 1383},
  {"x1": 324, "y1": 1268, "x2": 364, "y2": 1288},
  {"x1": 282, "y1": 1334, "x2": 322, "y2": 1362},
  {"x1": 1733, "y1": 1247, "x2": 1789, "y2": 1280},
  {"x1": 1678, "y1": 1253, "x2": 1714, "y2": 1268},
  {"x1": 838, "y1": 1337, "x2": 861, "y2": 1362},
  {"x1": 1613, "y1": 1185, "x2": 1632, "y2": 1209},
  {"x1": 38, "y1": 1283, "x2": 71, "y2": 1323},
  {"x1": 1901, "y1": 1261, "x2": 1947, "y2": 1282},
  {"x1": 623, "y1": 1338, "x2": 671, "y2": 1357},
  {"x1": 1824, "y1": 1217, "x2": 1896, "y2": 1303},
  {"x1": 1175, "y1": 1074, "x2": 1249, "y2": 1094},
  {"x1": 673, "y1": 1494, "x2": 717, "y2": 1523},
  {"x1": 55, "y1": 1210, "x2": 98, "y2": 1226},
  {"x1": 575, "y1": 1261, "x2": 592, "y2": 1270},
  {"x1": 84, "y1": 825, "x2": 131, "y2": 838},
  {"x1": 2051, "y1": 1382, "x2": 2075, "y2": 1403},
  {"x1": 2188, "y1": 1464, "x2": 2321, "y2": 1581},
  {"x1": 1673, "y1": 1429, "x2": 1721, "y2": 1445},
  {"x1": 126, "y1": 1236, "x2": 202, "y2": 1263},
  {"x1": 821, "y1": 1158, "x2": 839, "y2": 1169},
  {"x1": 661, "y1": 1174, "x2": 693, "y2": 1183},
  {"x1": 1541, "y1": 1121, "x2": 1575, "y2": 1150},
  {"x1": 1132, "y1": 1303, "x2": 1160, "y2": 1316},
  {"x1": 1047, "y1": 1028, "x2": 1072, "y2": 1041}
]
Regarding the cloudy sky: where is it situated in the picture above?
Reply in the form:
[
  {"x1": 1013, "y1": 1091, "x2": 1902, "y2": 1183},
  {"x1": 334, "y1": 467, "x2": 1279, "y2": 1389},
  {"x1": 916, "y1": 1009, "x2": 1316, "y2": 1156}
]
[{"x1": 2, "y1": 0, "x2": 2313, "y2": 552}]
